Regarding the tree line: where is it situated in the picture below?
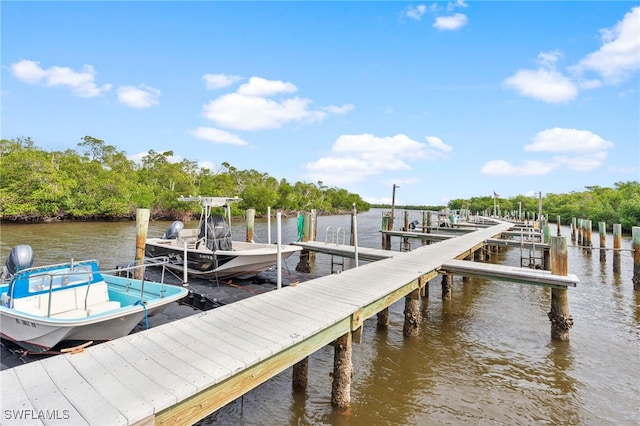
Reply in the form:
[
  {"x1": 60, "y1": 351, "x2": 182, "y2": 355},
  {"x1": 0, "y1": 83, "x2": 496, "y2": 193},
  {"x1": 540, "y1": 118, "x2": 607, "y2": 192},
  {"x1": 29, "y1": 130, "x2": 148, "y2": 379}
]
[
  {"x1": 445, "y1": 182, "x2": 639, "y2": 232},
  {"x1": 0, "y1": 136, "x2": 370, "y2": 222}
]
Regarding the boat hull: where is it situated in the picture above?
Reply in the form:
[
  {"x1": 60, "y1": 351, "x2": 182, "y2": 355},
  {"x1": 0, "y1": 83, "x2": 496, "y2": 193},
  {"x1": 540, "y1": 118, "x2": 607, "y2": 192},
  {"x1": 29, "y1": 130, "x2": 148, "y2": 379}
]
[
  {"x1": 0, "y1": 273, "x2": 188, "y2": 353},
  {"x1": 145, "y1": 239, "x2": 301, "y2": 279}
]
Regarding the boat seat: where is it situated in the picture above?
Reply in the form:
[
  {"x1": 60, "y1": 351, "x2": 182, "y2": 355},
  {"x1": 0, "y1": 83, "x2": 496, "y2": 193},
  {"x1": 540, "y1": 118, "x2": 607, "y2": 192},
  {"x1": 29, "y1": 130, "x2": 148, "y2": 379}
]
[
  {"x1": 178, "y1": 228, "x2": 199, "y2": 248},
  {"x1": 76, "y1": 282, "x2": 121, "y2": 315}
]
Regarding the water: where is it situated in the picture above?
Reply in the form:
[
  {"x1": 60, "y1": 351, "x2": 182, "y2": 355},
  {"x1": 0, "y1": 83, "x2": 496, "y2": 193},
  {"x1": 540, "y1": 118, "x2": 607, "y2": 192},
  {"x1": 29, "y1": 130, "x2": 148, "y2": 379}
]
[{"x1": 1, "y1": 209, "x2": 638, "y2": 425}]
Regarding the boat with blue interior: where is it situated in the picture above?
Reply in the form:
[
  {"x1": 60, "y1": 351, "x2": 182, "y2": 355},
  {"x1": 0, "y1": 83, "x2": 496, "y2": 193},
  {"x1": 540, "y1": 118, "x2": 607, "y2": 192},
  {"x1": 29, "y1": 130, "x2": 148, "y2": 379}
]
[
  {"x1": 0, "y1": 245, "x2": 188, "y2": 353},
  {"x1": 144, "y1": 196, "x2": 301, "y2": 280}
]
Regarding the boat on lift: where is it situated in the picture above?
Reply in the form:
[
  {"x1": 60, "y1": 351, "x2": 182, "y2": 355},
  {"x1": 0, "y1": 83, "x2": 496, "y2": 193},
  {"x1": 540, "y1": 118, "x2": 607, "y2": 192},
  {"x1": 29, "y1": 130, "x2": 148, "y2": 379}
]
[
  {"x1": 0, "y1": 245, "x2": 188, "y2": 353},
  {"x1": 144, "y1": 196, "x2": 301, "y2": 280}
]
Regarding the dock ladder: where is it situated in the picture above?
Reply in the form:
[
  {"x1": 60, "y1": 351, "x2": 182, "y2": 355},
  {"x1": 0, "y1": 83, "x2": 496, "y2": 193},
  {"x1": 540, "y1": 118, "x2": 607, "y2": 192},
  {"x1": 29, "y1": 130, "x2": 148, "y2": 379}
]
[{"x1": 325, "y1": 226, "x2": 346, "y2": 274}]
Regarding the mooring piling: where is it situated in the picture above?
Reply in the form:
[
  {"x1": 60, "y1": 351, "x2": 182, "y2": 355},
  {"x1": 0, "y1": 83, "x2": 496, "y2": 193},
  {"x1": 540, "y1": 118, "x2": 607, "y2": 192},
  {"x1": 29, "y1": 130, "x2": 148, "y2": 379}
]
[
  {"x1": 599, "y1": 222, "x2": 606, "y2": 262},
  {"x1": 548, "y1": 236, "x2": 573, "y2": 340},
  {"x1": 134, "y1": 208, "x2": 150, "y2": 280},
  {"x1": 246, "y1": 208, "x2": 255, "y2": 243},
  {"x1": 632, "y1": 227, "x2": 640, "y2": 291},
  {"x1": 613, "y1": 224, "x2": 622, "y2": 273}
]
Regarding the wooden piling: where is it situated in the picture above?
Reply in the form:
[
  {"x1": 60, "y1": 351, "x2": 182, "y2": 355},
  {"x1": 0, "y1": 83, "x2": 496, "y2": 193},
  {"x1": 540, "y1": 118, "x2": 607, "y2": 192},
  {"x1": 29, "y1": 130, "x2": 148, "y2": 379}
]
[
  {"x1": 632, "y1": 227, "x2": 640, "y2": 291},
  {"x1": 292, "y1": 358, "x2": 308, "y2": 393},
  {"x1": 571, "y1": 217, "x2": 576, "y2": 242},
  {"x1": 245, "y1": 208, "x2": 255, "y2": 243},
  {"x1": 377, "y1": 308, "x2": 389, "y2": 328},
  {"x1": 134, "y1": 208, "x2": 150, "y2": 280},
  {"x1": 577, "y1": 219, "x2": 583, "y2": 246},
  {"x1": 331, "y1": 332, "x2": 352, "y2": 411},
  {"x1": 548, "y1": 236, "x2": 573, "y2": 340},
  {"x1": 556, "y1": 215, "x2": 561, "y2": 236},
  {"x1": 585, "y1": 220, "x2": 592, "y2": 254},
  {"x1": 296, "y1": 213, "x2": 312, "y2": 273},
  {"x1": 441, "y1": 273, "x2": 452, "y2": 300},
  {"x1": 613, "y1": 224, "x2": 622, "y2": 273},
  {"x1": 403, "y1": 289, "x2": 421, "y2": 337},
  {"x1": 599, "y1": 222, "x2": 606, "y2": 262}
]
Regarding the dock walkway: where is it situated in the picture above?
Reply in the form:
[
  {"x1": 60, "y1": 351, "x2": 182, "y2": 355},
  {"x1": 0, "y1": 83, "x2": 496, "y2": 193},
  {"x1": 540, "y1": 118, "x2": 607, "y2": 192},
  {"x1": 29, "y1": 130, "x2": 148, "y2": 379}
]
[{"x1": 1, "y1": 220, "x2": 570, "y2": 425}]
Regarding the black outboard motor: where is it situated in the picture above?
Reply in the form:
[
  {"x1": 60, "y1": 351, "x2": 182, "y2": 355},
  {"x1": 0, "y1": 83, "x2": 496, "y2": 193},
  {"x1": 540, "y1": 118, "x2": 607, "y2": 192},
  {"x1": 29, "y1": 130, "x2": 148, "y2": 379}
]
[
  {"x1": 163, "y1": 221, "x2": 184, "y2": 239},
  {"x1": 2, "y1": 244, "x2": 34, "y2": 280},
  {"x1": 409, "y1": 220, "x2": 419, "y2": 230},
  {"x1": 199, "y1": 215, "x2": 232, "y2": 251}
]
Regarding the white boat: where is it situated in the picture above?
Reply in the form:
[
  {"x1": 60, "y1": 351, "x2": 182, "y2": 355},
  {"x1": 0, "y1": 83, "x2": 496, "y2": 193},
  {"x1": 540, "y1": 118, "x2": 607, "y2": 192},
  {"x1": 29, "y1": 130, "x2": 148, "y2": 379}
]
[
  {"x1": 144, "y1": 196, "x2": 302, "y2": 280},
  {"x1": 0, "y1": 245, "x2": 189, "y2": 354}
]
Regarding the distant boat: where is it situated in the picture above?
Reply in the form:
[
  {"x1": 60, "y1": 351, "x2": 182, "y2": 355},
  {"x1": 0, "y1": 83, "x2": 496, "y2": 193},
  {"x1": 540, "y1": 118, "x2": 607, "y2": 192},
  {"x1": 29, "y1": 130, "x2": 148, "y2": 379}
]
[
  {"x1": 144, "y1": 196, "x2": 302, "y2": 280},
  {"x1": 0, "y1": 245, "x2": 188, "y2": 353}
]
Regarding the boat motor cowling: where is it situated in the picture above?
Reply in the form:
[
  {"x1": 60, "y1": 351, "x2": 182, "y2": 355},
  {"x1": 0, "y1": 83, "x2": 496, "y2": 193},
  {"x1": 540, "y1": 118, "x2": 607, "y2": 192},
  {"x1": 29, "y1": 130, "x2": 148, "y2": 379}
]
[
  {"x1": 163, "y1": 221, "x2": 184, "y2": 239},
  {"x1": 4, "y1": 245, "x2": 34, "y2": 277}
]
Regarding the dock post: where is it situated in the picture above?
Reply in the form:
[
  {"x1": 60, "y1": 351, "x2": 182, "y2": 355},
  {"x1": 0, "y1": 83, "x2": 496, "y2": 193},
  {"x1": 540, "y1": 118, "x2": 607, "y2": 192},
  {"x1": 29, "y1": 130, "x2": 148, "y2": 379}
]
[
  {"x1": 613, "y1": 224, "x2": 622, "y2": 273},
  {"x1": 331, "y1": 332, "x2": 352, "y2": 411},
  {"x1": 577, "y1": 219, "x2": 583, "y2": 246},
  {"x1": 296, "y1": 213, "x2": 312, "y2": 273},
  {"x1": 632, "y1": 227, "x2": 640, "y2": 291},
  {"x1": 403, "y1": 289, "x2": 421, "y2": 337},
  {"x1": 571, "y1": 218, "x2": 576, "y2": 242},
  {"x1": 548, "y1": 236, "x2": 573, "y2": 340},
  {"x1": 377, "y1": 308, "x2": 389, "y2": 328},
  {"x1": 441, "y1": 273, "x2": 452, "y2": 300},
  {"x1": 382, "y1": 213, "x2": 392, "y2": 250},
  {"x1": 292, "y1": 357, "x2": 308, "y2": 393},
  {"x1": 246, "y1": 208, "x2": 255, "y2": 243},
  {"x1": 556, "y1": 215, "x2": 561, "y2": 236},
  {"x1": 599, "y1": 222, "x2": 606, "y2": 262},
  {"x1": 134, "y1": 208, "x2": 150, "y2": 280},
  {"x1": 585, "y1": 220, "x2": 592, "y2": 254}
]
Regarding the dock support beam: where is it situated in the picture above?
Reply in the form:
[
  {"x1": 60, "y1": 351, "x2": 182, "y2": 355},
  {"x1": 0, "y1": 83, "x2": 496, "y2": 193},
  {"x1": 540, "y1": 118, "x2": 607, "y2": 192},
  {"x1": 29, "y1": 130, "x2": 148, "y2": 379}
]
[
  {"x1": 441, "y1": 274, "x2": 452, "y2": 300},
  {"x1": 548, "y1": 236, "x2": 573, "y2": 340},
  {"x1": 633, "y1": 227, "x2": 640, "y2": 291},
  {"x1": 377, "y1": 308, "x2": 389, "y2": 328},
  {"x1": 331, "y1": 332, "x2": 352, "y2": 411},
  {"x1": 292, "y1": 358, "x2": 308, "y2": 393},
  {"x1": 403, "y1": 289, "x2": 421, "y2": 337}
]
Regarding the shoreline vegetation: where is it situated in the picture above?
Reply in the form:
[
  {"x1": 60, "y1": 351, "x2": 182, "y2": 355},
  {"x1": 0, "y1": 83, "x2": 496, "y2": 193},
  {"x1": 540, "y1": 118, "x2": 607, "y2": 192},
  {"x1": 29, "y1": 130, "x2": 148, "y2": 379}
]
[{"x1": 1, "y1": 137, "x2": 639, "y2": 231}]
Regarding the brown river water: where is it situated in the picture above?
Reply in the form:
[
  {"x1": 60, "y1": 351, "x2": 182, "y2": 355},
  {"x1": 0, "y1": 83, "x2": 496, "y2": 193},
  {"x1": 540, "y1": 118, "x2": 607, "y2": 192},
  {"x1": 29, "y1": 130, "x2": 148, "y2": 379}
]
[{"x1": 1, "y1": 209, "x2": 638, "y2": 425}]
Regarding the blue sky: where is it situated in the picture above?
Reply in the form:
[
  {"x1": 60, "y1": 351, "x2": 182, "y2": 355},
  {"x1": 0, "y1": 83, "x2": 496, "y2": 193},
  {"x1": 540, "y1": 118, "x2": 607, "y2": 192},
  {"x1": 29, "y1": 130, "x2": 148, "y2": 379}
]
[{"x1": 2, "y1": 1, "x2": 639, "y2": 206}]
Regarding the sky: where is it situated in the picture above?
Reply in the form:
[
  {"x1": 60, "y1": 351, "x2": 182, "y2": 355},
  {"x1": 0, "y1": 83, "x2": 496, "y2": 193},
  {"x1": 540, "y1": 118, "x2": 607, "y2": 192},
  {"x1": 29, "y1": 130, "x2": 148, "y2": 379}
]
[{"x1": 2, "y1": 1, "x2": 639, "y2": 206}]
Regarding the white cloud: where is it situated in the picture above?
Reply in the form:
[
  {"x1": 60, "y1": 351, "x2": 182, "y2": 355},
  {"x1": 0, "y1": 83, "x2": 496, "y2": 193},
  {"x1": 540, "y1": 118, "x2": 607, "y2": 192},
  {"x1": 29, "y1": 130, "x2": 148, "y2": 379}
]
[
  {"x1": 117, "y1": 84, "x2": 161, "y2": 109},
  {"x1": 571, "y1": 6, "x2": 640, "y2": 84},
  {"x1": 406, "y1": 5, "x2": 427, "y2": 21},
  {"x1": 203, "y1": 73, "x2": 243, "y2": 90},
  {"x1": 481, "y1": 128, "x2": 614, "y2": 176},
  {"x1": 322, "y1": 104, "x2": 355, "y2": 114},
  {"x1": 305, "y1": 133, "x2": 449, "y2": 185},
  {"x1": 237, "y1": 76, "x2": 297, "y2": 97},
  {"x1": 201, "y1": 76, "x2": 350, "y2": 131},
  {"x1": 10, "y1": 59, "x2": 111, "y2": 97},
  {"x1": 481, "y1": 159, "x2": 556, "y2": 176},
  {"x1": 425, "y1": 136, "x2": 453, "y2": 152},
  {"x1": 191, "y1": 126, "x2": 248, "y2": 146},
  {"x1": 524, "y1": 128, "x2": 614, "y2": 153},
  {"x1": 503, "y1": 68, "x2": 578, "y2": 103},
  {"x1": 505, "y1": 7, "x2": 640, "y2": 103},
  {"x1": 447, "y1": 0, "x2": 468, "y2": 12},
  {"x1": 433, "y1": 13, "x2": 468, "y2": 31}
]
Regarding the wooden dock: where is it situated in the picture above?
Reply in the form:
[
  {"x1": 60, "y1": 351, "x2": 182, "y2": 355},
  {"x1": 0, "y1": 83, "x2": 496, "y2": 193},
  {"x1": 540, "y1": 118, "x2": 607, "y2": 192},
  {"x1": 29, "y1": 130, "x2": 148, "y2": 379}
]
[{"x1": 0, "y1": 220, "x2": 577, "y2": 425}]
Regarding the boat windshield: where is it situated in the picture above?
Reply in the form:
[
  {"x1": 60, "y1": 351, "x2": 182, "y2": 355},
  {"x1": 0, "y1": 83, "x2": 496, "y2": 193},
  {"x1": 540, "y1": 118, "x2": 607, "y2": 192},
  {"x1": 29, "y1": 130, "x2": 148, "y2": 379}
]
[{"x1": 27, "y1": 264, "x2": 94, "y2": 293}]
